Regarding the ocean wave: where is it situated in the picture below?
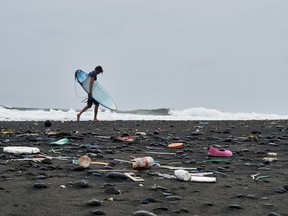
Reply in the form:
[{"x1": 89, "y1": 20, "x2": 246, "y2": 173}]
[
  {"x1": 118, "y1": 108, "x2": 170, "y2": 116},
  {"x1": 0, "y1": 105, "x2": 288, "y2": 121}
]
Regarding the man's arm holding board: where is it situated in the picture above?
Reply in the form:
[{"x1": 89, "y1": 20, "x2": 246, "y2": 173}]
[{"x1": 88, "y1": 77, "x2": 94, "y2": 97}]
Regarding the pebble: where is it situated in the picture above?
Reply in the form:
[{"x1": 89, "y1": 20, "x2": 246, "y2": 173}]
[
  {"x1": 165, "y1": 195, "x2": 182, "y2": 201},
  {"x1": 104, "y1": 186, "x2": 120, "y2": 194},
  {"x1": 87, "y1": 170, "x2": 103, "y2": 175},
  {"x1": 264, "y1": 203, "x2": 274, "y2": 207},
  {"x1": 183, "y1": 159, "x2": 196, "y2": 165},
  {"x1": 69, "y1": 180, "x2": 89, "y2": 188},
  {"x1": 86, "y1": 198, "x2": 102, "y2": 206},
  {"x1": 180, "y1": 207, "x2": 189, "y2": 212},
  {"x1": 71, "y1": 166, "x2": 86, "y2": 172},
  {"x1": 143, "y1": 196, "x2": 158, "y2": 203},
  {"x1": 268, "y1": 212, "x2": 281, "y2": 216},
  {"x1": 105, "y1": 149, "x2": 114, "y2": 154},
  {"x1": 132, "y1": 210, "x2": 158, "y2": 216},
  {"x1": 102, "y1": 183, "x2": 114, "y2": 188},
  {"x1": 44, "y1": 120, "x2": 52, "y2": 127},
  {"x1": 228, "y1": 204, "x2": 242, "y2": 209},
  {"x1": 91, "y1": 172, "x2": 103, "y2": 177},
  {"x1": 92, "y1": 210, "x2": 105, "y2": 215},
  {"x1": 163, "y1": 192, "x2": 173, "y2": 196},
  {"x1": 152, "y1": 207, "x2": 168, "y2": 214},
  {"x1": 103, "y1": 165, "x2": 114, "y2": 170},
  {"x1": 150, "y1": 185, "x2": 167, "y2": 191},
  {"x1": 107, "y1": 172, "x2": 128, "y2": 180},
  {"x1": 33, "y1": 182, "x2": 47, "y2": 189},
  {"x1": 15, "y1": 171, "x2": 23, "y2": 176},
  {"x1": 204, "y1": 202, "x2": 214, "y2": 206},
  {"x1": 35, "y1": 175, "x2": 46, "y2": 180},
  {"x1": 245, "y1": 194, "x2": 257, "y2": 199},
  {"x1": 41, "y1": 158, "x2": 52, "y2": 164},
  {"x1": 274, "y1": 188, "x2": 286, "y2": 194}
]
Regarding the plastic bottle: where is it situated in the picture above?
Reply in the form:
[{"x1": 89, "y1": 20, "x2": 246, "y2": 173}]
[{"x1": 132, "y1": 156, "x2": 154, "y2": 169}]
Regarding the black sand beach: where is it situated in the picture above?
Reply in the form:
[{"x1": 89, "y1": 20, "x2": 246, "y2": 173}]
[{"x1": 0, "y1": 120, "x2": 287, "y2": 216}]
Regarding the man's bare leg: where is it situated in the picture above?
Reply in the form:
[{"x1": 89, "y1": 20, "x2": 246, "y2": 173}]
[
  {"x1": 94, "y1": 104, "x2": 99, "y2": 121},
  {"x1": 77, "y1": 106, "x2": 90, "y2": 121}
]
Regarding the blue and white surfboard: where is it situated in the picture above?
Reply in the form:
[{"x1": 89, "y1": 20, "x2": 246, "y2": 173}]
[{"x1": 75, "y1": 70, "x2": 117, "y2": 111}]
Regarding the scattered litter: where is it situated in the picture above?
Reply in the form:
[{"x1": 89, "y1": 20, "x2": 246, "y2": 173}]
[
  {"x1": 135, "y1": 132, "x2": 146, "y2": 136},
  {"x1": 49, "y1": 138, "x2": 70, "y2": 145},
  {"x1": 203, "y1": 159, "x2": 230, "y2": 163},
  {"x1": 190, "y1": 172, "x2": 214, "y2": 176},
  {"x1": 77, "y1": 155, "x2": 110, "y2": 168},
  {"x1": 190, "y1": 176, "x2": 216, "y2": 183},
  {"x1": 145, "y1": 151, "x2": 176, "y2": 155},
  {"x1": 155, "y1": 164, "x2": 197, "y2": 170},
  {"x1": 48, "y1": 148, "x2": 63, "y2": 153},
  {"x1": 153, "y1": 172, "x2": 176, "y2": 179},
  {"x1": 0, "y1": 131, "x2": 13, "y2": 136},
  {"x1": 5, "y1": 155, "x2": 71, "y2": 163},
  {"x1": 3, "y1": 146, "x2": 40, "y2": 154},
  {"x1": 267, "y1": 152, "x2": 277, "y2": 157},
  {"x1": 207, "y1": 145, "x2": 233, "y2": 157},
  {"x1": 132, "y1": 156, "x2": 154, "y2": 169},
  {"x1": 263, "y1": 157, "x2": 277, "y2": 162},
  {"x1": 114, "y1": 158, "x2": 131, "y2": 164},
  {"x1": 256, "y1": 175, "x2": 270, "y2": 181},
  {"x1": 125, "y1": 172, "x2": 144, "y2": 182},
  {"x1": 174, "y1": 169, "x2": 216, "y2": 182},
  {"x1": 16, "y1": 133, "x2": 40, "y2": 137},
  {"x1": 47, "y1": 131, "x2": 71, "y2": 137},
  {"x1": 167, "y1": 143, "x2": 184, "y2": 149},
  {"x1": 251, "y1": 173, "x2": 270, "y2": 181},
  {"x1": 113, "y1": 136, "x2": 134, "y2": 142},
  {"x1": 174, "y1": 169, "x2": 191, "y2": 181}
]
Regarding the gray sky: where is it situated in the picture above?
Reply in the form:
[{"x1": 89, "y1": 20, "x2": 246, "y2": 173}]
[{"x1": 1, "y1": 0, "x2": 287, "y2": 114}]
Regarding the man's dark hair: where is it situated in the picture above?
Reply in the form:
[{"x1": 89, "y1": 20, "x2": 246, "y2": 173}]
[{"x1": 95, "y1": 66, "x2": 103, "y2": 73}]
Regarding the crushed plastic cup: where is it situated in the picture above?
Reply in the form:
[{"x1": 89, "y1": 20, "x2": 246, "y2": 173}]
[{"x1": 174, "y1": 169, "x2": 191, "y2": 181}]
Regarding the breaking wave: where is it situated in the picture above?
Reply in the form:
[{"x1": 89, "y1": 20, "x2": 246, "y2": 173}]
[{"x1": 1, "y1": 105, "x2": 288, "y2": 121}]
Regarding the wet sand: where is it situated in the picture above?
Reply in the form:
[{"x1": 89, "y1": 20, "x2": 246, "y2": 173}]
[{"x1": 0, "y1": 120, "x2": 287, "y2": 216}]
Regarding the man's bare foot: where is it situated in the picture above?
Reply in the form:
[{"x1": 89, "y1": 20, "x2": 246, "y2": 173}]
[{"x1": 77, "y1": 114, "x2": 80, "y2": 121}]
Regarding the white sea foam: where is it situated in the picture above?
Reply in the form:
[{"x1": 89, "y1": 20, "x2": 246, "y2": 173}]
[{"x1": 1, "y1": 106, "x2": 288, "y2": 121}]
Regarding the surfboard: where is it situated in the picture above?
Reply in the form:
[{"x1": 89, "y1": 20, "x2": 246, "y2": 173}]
[{"x1": 75, "y1": 70, "x2": 117, "y2": 111}]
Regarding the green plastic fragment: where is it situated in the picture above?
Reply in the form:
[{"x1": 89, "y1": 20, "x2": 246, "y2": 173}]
[
  {"x1": 48, "y1": 148, "x2": 64, "y2": 153},
  {"x1": 49, "y1": 138, "x2": 70, "y2": 145}
]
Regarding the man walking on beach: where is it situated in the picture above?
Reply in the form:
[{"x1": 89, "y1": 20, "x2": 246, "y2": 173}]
[{"x1": 77, "y1": 66, "x2": 103, "y2": 121}]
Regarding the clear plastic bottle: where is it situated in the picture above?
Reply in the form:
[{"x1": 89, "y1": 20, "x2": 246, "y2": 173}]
[{"x1": 132, "y1": 156, "x2": 154, "y2": 169}]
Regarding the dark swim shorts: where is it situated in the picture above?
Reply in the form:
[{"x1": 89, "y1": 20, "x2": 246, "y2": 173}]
[{"x1": 87, "y1": 96, "x2": 99, "y2": 107}]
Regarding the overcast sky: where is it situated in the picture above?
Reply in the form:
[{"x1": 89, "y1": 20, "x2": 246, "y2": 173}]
[{"x1": 1, "y1": 0, "x2": 287, "y2": 114}]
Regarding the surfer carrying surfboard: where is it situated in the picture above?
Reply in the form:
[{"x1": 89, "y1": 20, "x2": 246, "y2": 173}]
[{"x1": 77, "y1": 66, "x2": 104, "y2": 121}]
